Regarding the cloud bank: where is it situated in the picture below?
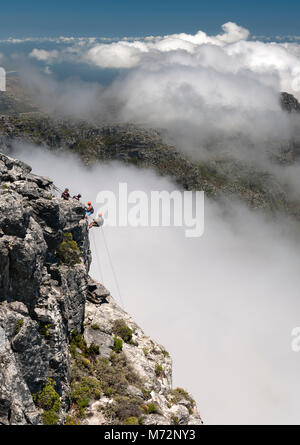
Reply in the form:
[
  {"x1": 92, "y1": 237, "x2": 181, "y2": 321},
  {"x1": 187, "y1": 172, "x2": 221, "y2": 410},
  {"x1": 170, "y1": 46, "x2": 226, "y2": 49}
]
[
  {"x1": 19, "y1": 22, "x2": 300, "y2": 164},
  {"x1": 28, "y1": 21, "x2": 300, "y2": 97}
]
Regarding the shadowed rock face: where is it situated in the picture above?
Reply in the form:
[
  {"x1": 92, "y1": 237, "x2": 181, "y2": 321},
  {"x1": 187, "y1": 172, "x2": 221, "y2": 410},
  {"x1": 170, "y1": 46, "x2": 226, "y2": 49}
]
[
  {"x1": 0, "y1": 153, "x2": 90, "y2": 423},
  {"x1": 0, "y1": 114, "x2": 292, "y2": 214},
  {"x1": 0, "y1": 153, "x2": 202, "y2": 425},
  {"x1": 280, "y1": 92, "x2": 300, "y2": 113},
  {"x1": 0, "y1": 92, "x2": 299, "y2": 216}
]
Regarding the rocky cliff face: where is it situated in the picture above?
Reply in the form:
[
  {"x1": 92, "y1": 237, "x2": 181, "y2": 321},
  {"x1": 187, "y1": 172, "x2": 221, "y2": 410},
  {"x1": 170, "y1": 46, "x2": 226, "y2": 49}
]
[
  {"x1": 0, "y1": 152, "x2": 202, "y2": 425},
  {"x1": 0, "y1": 111, "x2": 293, "y2": 216},
  {"x1": 280, "y1": 92, "x2": 300, "y2": 113}
]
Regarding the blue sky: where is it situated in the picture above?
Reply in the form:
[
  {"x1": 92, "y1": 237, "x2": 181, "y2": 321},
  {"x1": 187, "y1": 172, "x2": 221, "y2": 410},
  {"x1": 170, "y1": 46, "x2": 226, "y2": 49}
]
[{"x1": 0, "y1": 0, "x2": 299, "y2": 38}]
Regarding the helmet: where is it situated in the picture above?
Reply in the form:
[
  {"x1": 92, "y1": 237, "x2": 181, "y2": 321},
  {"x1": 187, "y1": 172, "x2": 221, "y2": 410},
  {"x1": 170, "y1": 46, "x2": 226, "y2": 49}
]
[{"x1": 88, "y1": 202, "x2": 91, "y2": 205}]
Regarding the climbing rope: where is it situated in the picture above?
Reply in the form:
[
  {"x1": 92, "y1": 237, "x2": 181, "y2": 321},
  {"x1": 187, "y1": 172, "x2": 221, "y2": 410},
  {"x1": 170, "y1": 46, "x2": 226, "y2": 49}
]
[
  {"x1": 50, "y1": 184, "x2": 122, "y2": 307},
  {"x1": 100, "y1": 226, "x2": 125, "y2": 309},
  {"x1": 51, "y1": 184, "x2": 64, "y2": 197},
  {"x1": 90, "y1": 229, "x2": 103, "y2": 284}
]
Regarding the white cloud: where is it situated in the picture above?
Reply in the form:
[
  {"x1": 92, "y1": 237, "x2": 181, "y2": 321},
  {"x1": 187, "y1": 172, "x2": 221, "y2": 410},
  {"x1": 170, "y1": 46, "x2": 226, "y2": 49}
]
[
  {"x1": 27, "y1": 22, "x2": 300, "y2": 101},
  {"x1": 86, "y1": 41, "x2": 149, "y2": 69},
  {"x1": 82, "y1": 22, "x2": 250, "y2": 68},
  {"x1": 19, "y1": 22, "x2": 300, "y2": 164},
  {"x1": 29, "y1": 48, "x2": 59, "y2": 63}
]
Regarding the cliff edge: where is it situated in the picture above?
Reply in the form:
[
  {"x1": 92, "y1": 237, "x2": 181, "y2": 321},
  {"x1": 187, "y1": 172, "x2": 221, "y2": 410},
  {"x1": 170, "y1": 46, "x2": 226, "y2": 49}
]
[{"x1": 0, "y1": 152, "x2": 202, "y2": 425}]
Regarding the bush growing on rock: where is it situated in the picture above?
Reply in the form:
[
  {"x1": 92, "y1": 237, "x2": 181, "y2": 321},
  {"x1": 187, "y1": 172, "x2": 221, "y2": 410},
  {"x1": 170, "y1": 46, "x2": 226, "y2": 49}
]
[
  {"x1": 103, "y1": 387, "x2": 114, "y2": 397},
  {"x1": 91, "y1": 323, "x2": 100, "y2": 330},
  {"x1": 33, "y1": 378, "x2": 61, "y2": 425},
  {"x1": 105, "y1": 395, "x2": 142, "y2": 421},
  {"x1": 143, "y1": 402, "x2": 158, "y2": 414},
  {"x1": 13, "y1": 319, "x2": 24, "y2": 335},
  {"x1": 113, "y1": 335, "x2": 123, "y2": 353},
  {"x1": 38, "y1": 321, "x2": 52, "y2": 338},
  {"x1": 155, "y1": 364, "x2": 164, "y2": 377},
  {"x1": 69, "y1": 330, "x2": 99, "y2": 359},
  {"x1": 94, "y1": 353, "x2": 143, "y2": 397},
  {"x1": 112, "y1": 319, "x2": 133, "y2": 343},
  {"x1": 41, "y1": 409, "x2": 60, "y2": 425},
  {"x1": 71, "y1": 376, "x2": 101, "y2": 415},
  {"x1": 64, "y1": 415, "x2": 80, "y2": 425},
  {"x1": 171, "y1": 415, "x2": 179, "y2": 425},
  {"x1": 56, "y1": 232, "x2": 81, "y2": 266},
  {"x1": 122, "y1": 416, "x2": 139, "y2": 425},
  {"x1": 169, "y1": 387, "x2": 195, "y2": 412}
]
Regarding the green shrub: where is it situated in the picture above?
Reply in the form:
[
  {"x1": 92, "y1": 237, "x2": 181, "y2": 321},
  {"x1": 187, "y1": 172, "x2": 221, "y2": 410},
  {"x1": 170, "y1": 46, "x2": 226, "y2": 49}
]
[
  {"x1": 69, "y1": 330, "x2": 99, "y2": 359},
  {"x1": 34, "y1": 378, "x2": 60, "y2": 411},
  {"x1": 33, "y1": 378, "x2": 61, "y2": 425},
  {"x1": 155, "y1": 364, "x2": 164, "y2": 377},
  {"x1": 122, "y1": 417, "x2": 139, "y2": 425},
  {"x1": 143, "y1": 402, "x2": 158, "y2": 414},
  {"x1": 169, "y1": 388, "x2": 195, "y2": 410},
  {"x1": 38, "y1": 321, "x2": 52, "y2": 338},
  {"x1": 69, "y1": 330, "x2": 86, "y2": 354},
  {"x1": 171, "y1": 415, "x2": 179, "y2": 425},
  {"x1": 88, "y1": 343, "x2": 100, "y2": 356},
  {"x1": 141, "y1": 388, "x2": 151, "y2": 400},
  {"x1": 112, "y1": 319, "x2": 133, "y2": 343},
  {"x1": 103, "y1": 387, "x2": 114, "y2": 397},
  {"x1": 71, "y1": 376, "x2": 101, "y2": 410},
  {"x1": 106, "y1": 395, "x2": 142, "y2": 421},
  {"x1": 56, "y1": 232, "x2": 81, "y2": 266},
  {"x1": 91, "y1": 324, "x2": 100, "y2": 330},
  {"x1": 14, "y1": 319, "x2": 24, "y2": 335},
  {"x1": 64, "y1": 415, "x2": 79, "y2": 425},
  {"x1": 94, "y1": 352, "x2": 143, "y2": 398},
  {"x1": 113, "y1": 336, "x2": 123, "y2": 353},
  {"x1": 41, "y1": 410, "x2": 60, "y2": 425}
]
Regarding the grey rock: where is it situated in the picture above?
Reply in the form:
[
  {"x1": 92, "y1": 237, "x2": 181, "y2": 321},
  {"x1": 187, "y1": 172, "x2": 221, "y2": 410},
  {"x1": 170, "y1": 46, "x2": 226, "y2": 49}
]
[
  {"x1": 0, "y1": 152, "x2": 202, "y2": 425},
  {"x1": 84, "y1": 325, "x2": 113, "y2": 359},
  {"x1": 280, "y1": 92, "x2": 300, "y2": 113},
  {"x1": 0, "y1": 152, "x2": 89, "y2": 423}
]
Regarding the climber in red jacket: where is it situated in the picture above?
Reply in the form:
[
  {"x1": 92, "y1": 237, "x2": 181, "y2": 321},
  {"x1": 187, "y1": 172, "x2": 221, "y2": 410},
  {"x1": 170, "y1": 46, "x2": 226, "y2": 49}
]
[{"x1": 61, "y1": 188, "x2": 70, "y2": 200}]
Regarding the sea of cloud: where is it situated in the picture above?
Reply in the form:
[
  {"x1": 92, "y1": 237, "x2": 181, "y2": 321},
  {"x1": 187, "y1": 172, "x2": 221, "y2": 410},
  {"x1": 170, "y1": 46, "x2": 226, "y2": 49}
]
[{"x1": 10, "y1": 22, "x2": 298, "y2": 164}]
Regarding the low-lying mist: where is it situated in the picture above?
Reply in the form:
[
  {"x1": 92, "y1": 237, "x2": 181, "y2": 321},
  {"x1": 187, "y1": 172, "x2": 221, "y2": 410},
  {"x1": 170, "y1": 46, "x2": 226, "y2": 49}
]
[{"x1": 11, "y1": 144, "x2": 300, "y2": 425}]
